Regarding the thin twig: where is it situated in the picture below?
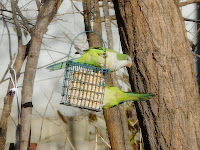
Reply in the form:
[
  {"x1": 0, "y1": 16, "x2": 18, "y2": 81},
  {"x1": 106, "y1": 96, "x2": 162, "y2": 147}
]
[
  {"x1": 39, "y1": 73, "x2": 64, "y2": 141},
  {"x1": 11, "y1": 0, "x2": 22, "y2": 39},
  {"x1": 0, "y1": 2, "x2": 8, "y2": 11},
  {"x1": 178, "y1": 0, "x2": 200, "y2": 6},
  {"x1": 63, "y1": 32, "x2": 84, "y2": 55},
  {"x1": 184, "y1": 17, "x2": 200, "y2": 23},
  {"x1": 40, "y1": 75, "x2": 75, "y2": 150},
  {"x1": 0, "y1": 22, "x2": 5, "y2": 49},
  {"x1": 95, "y1": 127, "x2": 111, "y2": 148},
  {"x1": 0, "y1": 14, "x2": 34, "y2": 29},
  {"x1": 15, "y1": 4, "x2": 31, "y2": 32},
  {"x1": 70, "y1": 0, "x2": 84, "y2": 15},
  {"x1": 0, "y1": 54, "x2": 15, "y2": 84},
  {"x1": 41, "y1": 48, "x2": 69, "y2": 55},
  {"x1": 192, "y1": 52, "x2": 200, "y2": 58},
  {"x1": 101, "y1": 15, "x2": 116, "y2": 22},
  {"x1": 1, "y1": 54, "x2": 71, "y2": 84},
  {"x1": 3, "y1": 20, "x2": 12, "y2": 60},
  {"x1": 0, "y1": 1, "x2": 12, "y2": 60}
]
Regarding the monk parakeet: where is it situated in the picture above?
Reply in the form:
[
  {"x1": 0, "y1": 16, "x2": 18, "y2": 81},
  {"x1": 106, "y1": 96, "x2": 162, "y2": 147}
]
[
  {"x1": 47, "y1": 47, "x2": 132, "y2": 71},
  {"x1": 103, "y1": 86, "x2": 154, "y2": 108}
]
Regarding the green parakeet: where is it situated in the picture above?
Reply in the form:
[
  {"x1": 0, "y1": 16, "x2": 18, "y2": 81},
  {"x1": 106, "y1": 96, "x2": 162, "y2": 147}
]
[
  {"x1": 103, "y1": 86, "x2": 154, "y2": 108},
  {"x1": 46, "y1": 47, "x2": 132, "y2": 71}
]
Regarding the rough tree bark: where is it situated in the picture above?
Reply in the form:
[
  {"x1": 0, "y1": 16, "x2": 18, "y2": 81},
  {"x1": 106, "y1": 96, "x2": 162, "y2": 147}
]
[
  {"x1": 114, "y1": 0, "x2": 200, "y2": 149},
  {"x1": 20, "y1": 0, "x2": 63, "y2": 149}
]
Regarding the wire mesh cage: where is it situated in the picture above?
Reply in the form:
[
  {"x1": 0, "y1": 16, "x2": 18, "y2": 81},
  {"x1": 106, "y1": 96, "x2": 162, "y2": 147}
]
[
  {"x1": 61, "y1": 31, "x2": 109, "y2": 111},
  {"x1": 61, "y1": 61, "x2": 108, "y2": 111}
]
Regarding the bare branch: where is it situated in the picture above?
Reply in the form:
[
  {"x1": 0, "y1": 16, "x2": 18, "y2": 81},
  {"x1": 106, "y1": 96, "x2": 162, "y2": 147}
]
[
  {"x1": 11, "y1": 0, "x2": 22, "y2": 39},
  {"x1": 184, "y1": 17, "x2": 200, "y2": 23},
  {"x1": 1, "y1": 4, "x2": 12, "y2": 60},
  {"x1": 101, "y1": 15, "x2": 116, "y2": 22},
  {"x1": 0, "y1": 2, "x2": 7, "y2": 10},
  {"x1": 0, "y1": 54, "x2": 15, "y2": 85},
  {"x1": 4, "y1": 21, "x2": 12, "y2": 60},
  {"x1": 95, "y1": 127, "x2": 111, "y2": 148},
  {"x1": 192, "y1": 52, "x2": 200, "y2": 59},
  {"x1": 0, "y1": 54, "x2": 71, "y2": 84},
  {"x1": 0, "y1": 14, "x2": 34, "y2": 29},
  {"x1": 63, "y1": 32, "x2": 84, "y2": 55},
  {"x1": 15, "y1": 4, "x2": 31, "y2": 32},
  {"x1": 70, "y1": 0, "x2": 84, "y2": 15},
  {"x1": 178, "y1": 0, "x2": 200, "y2": 6}
]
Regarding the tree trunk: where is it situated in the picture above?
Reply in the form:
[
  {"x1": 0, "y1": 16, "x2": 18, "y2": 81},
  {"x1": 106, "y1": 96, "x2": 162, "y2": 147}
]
[
  {"x1": 20, "y1": 1, "x2": 63, "y2": 149},
  {"x1": 114, "y1": 0, "x2": 200, "y2": 149},
  {"x1": 0, "y1": 41, "x2": 27, "y2": 150}
]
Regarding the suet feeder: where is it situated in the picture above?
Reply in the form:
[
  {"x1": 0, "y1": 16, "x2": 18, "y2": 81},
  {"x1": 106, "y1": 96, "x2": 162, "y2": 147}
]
[{"x1": 61, "y1": 31, "x2": 109, "y2": 111}]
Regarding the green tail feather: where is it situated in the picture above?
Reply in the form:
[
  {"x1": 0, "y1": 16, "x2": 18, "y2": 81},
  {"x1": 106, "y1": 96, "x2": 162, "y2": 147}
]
[
  {"x1": 46, "y1": 61, "x2": 67, "y2": 71},
  {"x1": 125, "y1": 93, "x2": 155, "y2": 102}
]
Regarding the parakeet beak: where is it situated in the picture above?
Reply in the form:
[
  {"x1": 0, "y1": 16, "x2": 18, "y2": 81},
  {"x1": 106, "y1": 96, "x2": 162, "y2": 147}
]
[{"x1": 126, "y1": 62, "x2": 132, "y2": 68}]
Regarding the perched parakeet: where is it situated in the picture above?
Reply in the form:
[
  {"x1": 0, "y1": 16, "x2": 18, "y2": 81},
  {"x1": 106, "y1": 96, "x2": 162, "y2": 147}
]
[
  {"x1": 103, "y1": 86, "x2": 154, "y2": 108},
  {"x1": 46, "y1": 47, "x2": 132, "y2": 71}
]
